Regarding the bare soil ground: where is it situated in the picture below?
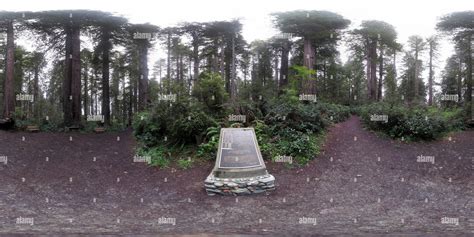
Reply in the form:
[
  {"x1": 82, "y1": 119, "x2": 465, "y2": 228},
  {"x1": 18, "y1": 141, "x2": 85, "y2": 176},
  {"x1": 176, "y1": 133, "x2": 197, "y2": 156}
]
[{"x1": 0, "y1": 116, "x2": 472, "y2": 236}]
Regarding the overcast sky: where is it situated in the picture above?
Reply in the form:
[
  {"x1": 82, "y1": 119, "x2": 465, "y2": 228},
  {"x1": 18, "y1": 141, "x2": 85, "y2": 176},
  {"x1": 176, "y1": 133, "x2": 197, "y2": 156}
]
[{"x1": 3, "y1": 0, "x2": 473, "y2": 83}]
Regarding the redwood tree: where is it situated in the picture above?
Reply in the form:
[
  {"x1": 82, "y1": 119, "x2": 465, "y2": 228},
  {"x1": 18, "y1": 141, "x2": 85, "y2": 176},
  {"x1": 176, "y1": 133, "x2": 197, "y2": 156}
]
[
  {"x1": 353, "y1": 20, "x2": 398, "y2": 101},
  {"x1": 271, "y1": 10, "x2": 350, "y2": 95},
  {"x1": 128, "y1": 23, "x2": 159, "y2": 111},
  {"x1": 438, "y1": 11, "x2": 474, "y2": 120},
  {"x1": 28, "y1": 10, "x2": 109, "y2": 126},
  {"x1": 90, "y1": 13, "x2": 128, "y2": 125},
  {"x1": 0, "y1": 12, "x2": 22, "y2": 118}
]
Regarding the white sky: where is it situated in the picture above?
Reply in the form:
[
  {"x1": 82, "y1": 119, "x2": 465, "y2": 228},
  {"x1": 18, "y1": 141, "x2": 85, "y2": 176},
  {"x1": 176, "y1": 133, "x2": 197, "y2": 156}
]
[{"x1": 3, "y1": 0, "x2": 473, "y2": 85}]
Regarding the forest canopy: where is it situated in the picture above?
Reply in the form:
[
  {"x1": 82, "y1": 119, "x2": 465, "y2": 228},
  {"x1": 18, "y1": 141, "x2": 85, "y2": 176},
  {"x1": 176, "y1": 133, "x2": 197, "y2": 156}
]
[{"x1": 0, "y1": 10, "x2": 472, "y2": 164}]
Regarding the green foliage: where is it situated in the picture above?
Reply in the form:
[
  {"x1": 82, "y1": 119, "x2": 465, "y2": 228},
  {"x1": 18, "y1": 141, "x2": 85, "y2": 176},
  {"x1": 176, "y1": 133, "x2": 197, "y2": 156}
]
[
  {"x1": 259, "y1": 99, "x2": 348, "y2": 165},
  {"x1": 192, "y1": 72, "x2": 228, "y2": 114},
  {"x1": 264, "y1": 98, "x2": 349, "y2": 135},
  {"x1": 150, "y1": 156, "x2": 170, "y2": 168},
  {"x1": 270, "y1": 129, "x2": 319, "y2": 165},
  {"x1": 132, "y1": 111, "x2": 167, "y2": 147},
  {"x1": 428, "y1": 107, "x2": 465, "y2": 131},
  {"x1": 11, "y1": 108, "x2": 35, "y2": 129},
  {"x1": 137, "y1": 146, "x2": 170, "y2": 168},
  {"x1": 197, "y1": 125, "x2": 220, "y2": 160},
  {"x1": 354, "y1": 20, "x2": 398, "y2": 47},
  {"x1": 170, "y1": 111, "x2": 218, "y2": 144},
  {"x1": 317, "y1": 102, "x2": 351, "y2": 123},
  {"x1": 265, "y1": 100, "x2": 324, "y2": 134},
  {"x1": 133, "y1": 93, "x2": 218, "y2": 147},
  {"x1": 271, "y1": 10, "x2": 350, "y2": 39},
  {"x1": 437, "y1": 11, "x2": 474, "y2": 33},
  {"x1": 358, "y1": 103, "x2": 463, "y2": 141},
  {"x1": 252, "y1": 119, "x2": 272, "y2": 156},
  {"x1": 177, "y1": 158, "x2": 193, "y2": 169}
]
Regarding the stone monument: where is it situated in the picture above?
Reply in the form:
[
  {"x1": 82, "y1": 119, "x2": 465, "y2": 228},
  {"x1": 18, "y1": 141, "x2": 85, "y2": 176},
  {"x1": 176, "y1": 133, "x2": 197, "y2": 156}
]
[{"x1": 204, "y1": 128, "x2": 275, "y2": 195}]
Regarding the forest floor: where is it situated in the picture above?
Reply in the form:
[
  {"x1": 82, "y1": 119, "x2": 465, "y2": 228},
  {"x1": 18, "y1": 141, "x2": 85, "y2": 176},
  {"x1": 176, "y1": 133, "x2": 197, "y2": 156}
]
[{"x1": 0, "y1": 116, "x2": 472, "y2": 236}]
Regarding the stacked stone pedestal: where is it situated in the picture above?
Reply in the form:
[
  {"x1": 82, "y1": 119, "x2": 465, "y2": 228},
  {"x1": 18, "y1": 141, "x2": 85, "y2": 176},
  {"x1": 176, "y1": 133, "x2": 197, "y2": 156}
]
[
  {"x1": 205, "y1": 128, "x2": 276, "y2": 196},
  {"x1": 205, "y1": 174, "x2": 275, "y2": 196}
]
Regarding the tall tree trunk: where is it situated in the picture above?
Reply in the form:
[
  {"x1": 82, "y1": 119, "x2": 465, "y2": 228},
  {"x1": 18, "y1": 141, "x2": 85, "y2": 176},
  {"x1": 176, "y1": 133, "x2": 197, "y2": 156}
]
[
  {"x1": 71, "y1": 25, "x2": 82, "y2": 126},
  {"x1": 377, "y1": 47, "x2": 384, "y2": 101},
  {"x1": 414, "y1": 47, "x2": 419, "y2": 103},
  {"x1": 220, "y1": 38, "x2": 226, "y2": 91},
  {"x1": 3, "y1": 20, "x2": 15, "y2": 118},
  {"x1": 33, "y1": 66, "x2": 39, "y2": 118},
  {"x1": 91, "y1": 67, "x2": 97, "y2": 115},
  {"x1": 457, "y1": 56, "x2": 462, "y2": 104},
  {"x1": 101, "y1": 29, "x2": 111, "y2": 125},
  {"x1": 179, "y1": 54, "x2": 183, "y2": 83},
  {"x1": 63, "y1": 26, "x2": 73, "y2": 126},
  {"x1": 133, "y1": 66, "x2": 138, "y2": 114},
  {"x1": 188, "y1": 55, "x2": 193, "y2": 91},
  {"x1": 211, "y1": 38, "x2": 219, "y2": 73},
  {"x1": 393, "y1": 50, "x2": 397, "y2": 78},
  {"x1": 230, "y1": 35, "x2": 236, "y2": 102},
  {"x1": 121, "y1": 77, "x2": 126, "y2": 125},
  {"x1": 279, "y1": 42, "x2": 290, "y2": 90},
  {"x1": 274, "y1": 53, "x2": 279, "y2": 84},
  {"x1": 303, "y1": 37, "x2": 316, "y2": 94},
  {"x1": 368, "y1": 39, "x2": 378, "y2": 101},
  {"x1": 175, "y1": 53, "x2": 180, "y2": 82},
  {"x1": 83, "y1": 61, "x2": 89, "y2": 116},
  {"x1": 167, "y1": 31, "x2": 171, "y2": 80},
  {"x1": 428, "y1": 43, "x2": 434, "y2": 106},
  {"x1": 128, "y1": 72, "x2": 133, "y2": 126},
  {"x1": 138, "y1": 43, "x2": 149, "y2": 111},
  {"x1": 366, "y1": 38, "x2": 372, "y2": 101},
  {"x1": 466, "y1": 35, "x2": 473, "y2": 120},
  {"x1": 192, "y1": 34, "x2": 199, "y2": 82}
]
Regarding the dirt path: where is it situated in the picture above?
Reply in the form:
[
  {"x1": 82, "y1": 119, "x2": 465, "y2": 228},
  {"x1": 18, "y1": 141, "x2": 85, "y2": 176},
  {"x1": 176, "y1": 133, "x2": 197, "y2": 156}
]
[{"x1": 0, "y1": 116, "x2": 472, "y2": 235}]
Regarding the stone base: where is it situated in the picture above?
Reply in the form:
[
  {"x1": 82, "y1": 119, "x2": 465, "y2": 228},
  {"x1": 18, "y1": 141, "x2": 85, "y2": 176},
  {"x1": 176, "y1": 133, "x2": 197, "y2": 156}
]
[{"x1": 204, "y1": 174, "x2": 275, "y2": 196}]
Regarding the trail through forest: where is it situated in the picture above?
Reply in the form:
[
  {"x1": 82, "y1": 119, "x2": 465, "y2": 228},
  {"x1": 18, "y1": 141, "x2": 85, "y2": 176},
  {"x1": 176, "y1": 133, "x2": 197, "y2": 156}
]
[{"x1": 0, "y1": 116, "x2": 472, "y2": 235}]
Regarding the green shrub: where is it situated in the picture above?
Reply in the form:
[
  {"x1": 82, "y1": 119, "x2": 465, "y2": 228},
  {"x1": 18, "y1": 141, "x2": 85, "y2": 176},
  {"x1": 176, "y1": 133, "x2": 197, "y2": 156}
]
[
  {"x1": 264, "y1": 128, "x2": 324, "y2": 166},
  {"x1": 264, "y1": 100, "x2": 326, "y2": 135},
  {"x1": 137, "y1": 146, "x2": 170, "y2": 168},
  {"x1": 177, "y1": 158, "x2": 193, "y2": 169},
  {"x1": 253, "y1": 119, "x2": 272, "y2": 157},
  {"x1": 132, "y1": 110, "x2": 168, "y2": 147},
  {"x1": 434, "y1": 107, "x2": 465, "y2": 131},
  {"x1": 39, "y1": 115, "x2": 63, "y2": 132},
  {"x1": 170, "y1": 111, "x2": 217, "y2": 144},
  {"x1": 316, "y1": 102, "x2": 351, "y2": 123},
  {"x1": 359, "y1": 103, "x2": 462, "y2": 141},
  {"x1": 197, "y1": 125, "x2": 220, "y2": 160},
  {"x1": 192, "y1": 72, "x2": 229, "y2": 114}
]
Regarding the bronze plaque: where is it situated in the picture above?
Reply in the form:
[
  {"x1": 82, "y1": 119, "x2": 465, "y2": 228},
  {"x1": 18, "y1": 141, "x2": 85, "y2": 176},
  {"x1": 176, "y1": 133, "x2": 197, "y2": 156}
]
[{"x1": 218, "y1": 128, "x2": 263, "y2": 168}]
